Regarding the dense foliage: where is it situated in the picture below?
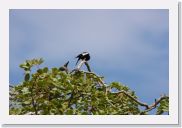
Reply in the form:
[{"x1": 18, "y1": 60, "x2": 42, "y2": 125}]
[{"x1": 9, "y1": 58, "x2": 169, "y2": 115}]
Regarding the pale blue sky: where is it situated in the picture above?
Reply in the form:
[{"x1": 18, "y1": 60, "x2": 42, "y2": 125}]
[{"x1": 9, "y1": 9, "x2": 169, "y2": 113}]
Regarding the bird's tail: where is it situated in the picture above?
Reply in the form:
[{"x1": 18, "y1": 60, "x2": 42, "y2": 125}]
[{"x1": 64, "y1": 61, "x2": 69, "y2": 67}]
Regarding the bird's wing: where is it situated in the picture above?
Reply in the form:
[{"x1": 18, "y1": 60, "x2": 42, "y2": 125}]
[
  {"x1": 76, "y1": 54, "x2": 81, "y2": 58},
  {"x1": 75, "y1": 54, "x2": 82, "y2": 65},
  {"x1": 75, "y1": 58, "x2": 80, "y2": 65}
]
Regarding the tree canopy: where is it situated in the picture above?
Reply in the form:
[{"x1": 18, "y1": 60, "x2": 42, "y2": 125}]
[{"x1": 9, "y1": 58, "x2": 169, "y2": 115}]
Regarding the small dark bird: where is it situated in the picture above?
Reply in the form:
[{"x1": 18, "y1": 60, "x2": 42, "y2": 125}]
[
  {"x1": 59, "y1": 61, "x2": 69, "y2": 73},
  {"x1": 75, "y1": 52, "x2": 90, "y2": 65}
]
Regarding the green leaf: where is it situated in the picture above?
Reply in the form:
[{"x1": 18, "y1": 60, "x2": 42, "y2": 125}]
[
  {"x1": 110, "y1": 82, "x2": 122, "y2": 90},
  {"x1": 66, "y1": 109, "x2": 73, "y2": 115},
  {"x1": 37, "y1": 69, "x2": 43, "y2": 74},
  {"x1": 19, "y1": 64, "x2": 29, "y2": 69},
  {"x1": 43, "y1": 67, "x2": 48, "y2": 73},
  {"x1": 24, "y1": 73, "x2": 30, "y2": 81},
  {"x1": 37, "y1": 81, "x2": 45, "y2": 86}
]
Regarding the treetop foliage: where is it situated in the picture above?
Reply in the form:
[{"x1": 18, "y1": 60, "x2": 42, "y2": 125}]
[{"x1": 10, "y1": 58, "x2": 169, "y2": 115}]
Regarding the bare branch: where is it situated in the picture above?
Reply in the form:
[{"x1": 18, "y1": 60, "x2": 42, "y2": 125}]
[
  {"x1": 111, "y1": 91, "x2": 149, "y2": 109},
  {"x1": 112, "y1": 90, "x2": 169, "y2": 113},
  {"x1": 142, "y1": 95, "x2": 169, "y2": 113}
]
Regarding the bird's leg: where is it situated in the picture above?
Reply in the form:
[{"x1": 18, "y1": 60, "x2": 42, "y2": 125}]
[{"x1": 84, "y1": 62, "x2": 91, "y2": 72}]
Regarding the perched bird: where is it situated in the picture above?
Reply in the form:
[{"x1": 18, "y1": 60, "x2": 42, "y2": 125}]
[
  {"x1": 75, "y1": 52, "x2": 90, "y2": 65},
  {"x1": 59, "y1": 61, "x2": 69, "y2": 73}
]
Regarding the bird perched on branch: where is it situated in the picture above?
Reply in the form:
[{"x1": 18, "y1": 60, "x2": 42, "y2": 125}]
[
  {"x1": 59, "y1": 61, "x2": 69, "y2": 73},
  {"x1": 75, "y1": 52, "x2": 90, "y2": 66}
]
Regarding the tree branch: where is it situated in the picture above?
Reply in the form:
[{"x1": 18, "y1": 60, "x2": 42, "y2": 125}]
[
  {"x1": 112, "y1": 90, "x2": 169, "y2": 112},
  {"x1": 142, "y1": 95, "x2": 169, "y2": 113},
  {"x1": 112, "y1": 91, "x2": 149, "y2": 108}
]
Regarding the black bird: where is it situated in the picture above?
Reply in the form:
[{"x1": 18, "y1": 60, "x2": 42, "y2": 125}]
[
  {"x1": 75, "y1": 52, "x2": 90, "y2": 65},
  {"x1": 59, "y1": 61, "x2": 69, "y2": 73}
]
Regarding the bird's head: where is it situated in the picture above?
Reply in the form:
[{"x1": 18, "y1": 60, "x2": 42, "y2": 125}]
[{"x1": 82, "y1": 51, "x2": 89, "y2": 55}]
